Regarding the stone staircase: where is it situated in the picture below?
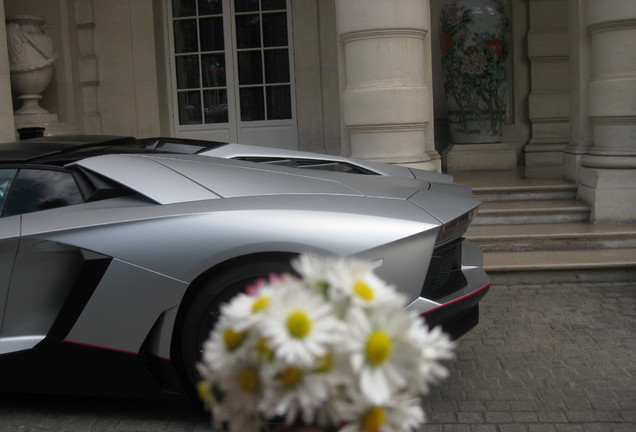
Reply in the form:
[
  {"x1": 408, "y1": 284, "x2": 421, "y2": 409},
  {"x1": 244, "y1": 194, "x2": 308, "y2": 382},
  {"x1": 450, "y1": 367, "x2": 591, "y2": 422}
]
[{"x1": 451, "y1": 170, "x2": 636, "y2": 284}]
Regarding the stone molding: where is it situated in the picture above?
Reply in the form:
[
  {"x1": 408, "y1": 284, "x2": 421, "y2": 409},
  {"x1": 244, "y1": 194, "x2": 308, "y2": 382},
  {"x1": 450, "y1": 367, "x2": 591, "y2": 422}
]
[
  {"x1": 74, "y1": 0, "x2": 102, "y2": 134},
  {"x1": 347, "y1": 122, "x2": 428, "y2": 134},
  {"x1": 587, "y1": 18, "x2": 636, "y2": 34},
  {"x1": 340, "y1": 27, "x2": 427, "y2": 43}
]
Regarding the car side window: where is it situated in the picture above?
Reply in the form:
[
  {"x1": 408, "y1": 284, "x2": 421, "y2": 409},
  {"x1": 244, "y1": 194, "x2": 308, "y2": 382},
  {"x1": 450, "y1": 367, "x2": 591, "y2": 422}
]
[
  {"x1": 2, "y1": 169, "x2": 84, "y2": 217},
  {"x1": 0, "y1": 169, "x2": 18, "y2": 215}
]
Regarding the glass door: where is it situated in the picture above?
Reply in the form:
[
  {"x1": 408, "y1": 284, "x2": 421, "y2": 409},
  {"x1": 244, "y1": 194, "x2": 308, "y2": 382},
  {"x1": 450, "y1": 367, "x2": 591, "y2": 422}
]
[{"x1": 168, "y1": 0, "x2": 297, "y2": 148}]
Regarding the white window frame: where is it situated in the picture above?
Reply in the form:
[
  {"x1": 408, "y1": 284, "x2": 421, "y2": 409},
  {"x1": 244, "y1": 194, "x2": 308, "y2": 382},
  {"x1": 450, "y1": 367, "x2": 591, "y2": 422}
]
[{"x1": 164, "y1": 0, "x2": 297, "y2": 147}]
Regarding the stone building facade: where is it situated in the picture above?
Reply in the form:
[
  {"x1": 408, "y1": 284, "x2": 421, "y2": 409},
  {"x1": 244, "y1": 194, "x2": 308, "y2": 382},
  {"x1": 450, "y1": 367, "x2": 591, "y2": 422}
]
[{"x1": 0, "y1": 0, "x2": 634, "y2": 222}]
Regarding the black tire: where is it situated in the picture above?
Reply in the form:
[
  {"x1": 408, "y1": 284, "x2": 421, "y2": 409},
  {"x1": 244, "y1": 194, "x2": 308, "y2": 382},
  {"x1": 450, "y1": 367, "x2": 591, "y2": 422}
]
[{"x1": 179, "y1": 258, "x2": 295, "y2": 393}]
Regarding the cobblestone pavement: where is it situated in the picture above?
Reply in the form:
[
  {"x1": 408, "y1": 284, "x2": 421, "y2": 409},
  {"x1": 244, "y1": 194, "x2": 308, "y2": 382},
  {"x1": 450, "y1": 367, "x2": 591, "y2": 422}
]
[{"x1": 0, "y1": 281, "x2": 633, "y2": 432}]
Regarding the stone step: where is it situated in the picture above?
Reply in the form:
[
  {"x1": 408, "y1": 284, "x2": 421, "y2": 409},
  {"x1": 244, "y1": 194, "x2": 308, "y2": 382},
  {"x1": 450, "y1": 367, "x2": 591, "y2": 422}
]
[
  {"x1": 466, "y1": 223, "x2": 636, "y2": 252},
  {"x1": 473, "y1": 200, "x2": 591, "y2": 225},
  {"x1": 483, "y1": 248, "x2": 636, "y2": 272},
  {"x1": 451, "y1": 170, "x2": 579, "y2": 202},
  {"x1": 472, "y1": 183, "x2": 578, "y2": 202},
  {"x1": 451, "y1": 169, "x2": 634, "y2": 282},
  {"x1": 482, "y1": 248, "x2": 636, "y2": 284}
]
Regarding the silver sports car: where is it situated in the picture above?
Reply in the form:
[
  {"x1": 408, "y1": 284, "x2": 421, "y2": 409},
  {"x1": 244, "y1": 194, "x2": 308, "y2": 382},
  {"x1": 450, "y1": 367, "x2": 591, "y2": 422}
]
[{"x1": 0, "y1": 135, "x2": 489, "y2": 399}]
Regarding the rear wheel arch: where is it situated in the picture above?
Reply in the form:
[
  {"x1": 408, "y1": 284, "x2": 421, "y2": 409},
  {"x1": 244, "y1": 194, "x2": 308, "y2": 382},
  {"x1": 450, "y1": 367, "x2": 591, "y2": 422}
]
[{"x1": 170, "y1": 251, "x2": 299, "y2": 394}]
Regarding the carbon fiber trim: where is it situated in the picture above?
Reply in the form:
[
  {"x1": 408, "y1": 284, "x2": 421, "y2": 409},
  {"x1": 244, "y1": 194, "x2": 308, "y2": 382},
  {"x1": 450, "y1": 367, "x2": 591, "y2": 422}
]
[{"x1": 37, "y1": 250, "x2": 112, "y2": 347}]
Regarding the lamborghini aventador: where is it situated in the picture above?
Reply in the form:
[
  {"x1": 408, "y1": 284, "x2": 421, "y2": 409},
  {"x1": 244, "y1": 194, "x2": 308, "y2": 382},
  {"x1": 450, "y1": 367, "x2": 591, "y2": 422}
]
[{"x1": 0, "y1": 135, "x2": 489, "y2": 399}]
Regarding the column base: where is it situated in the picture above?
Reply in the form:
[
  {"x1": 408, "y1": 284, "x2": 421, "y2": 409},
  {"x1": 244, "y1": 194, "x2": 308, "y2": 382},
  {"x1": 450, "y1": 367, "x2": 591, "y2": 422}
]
[
  {"x1": 523, "y1": 140, "x2": 567, "y2": 179},
  {"x1": 446, "y1": 142, "x2": 517, "y2": 171},
  {"x1": 14, "y1": 113, "x2": 83, "y2": 138},
  {"x1": 579, "y1": 167, "x2": 636, "y2": 223},
  {"x1": 398, "y1": 158, "x2": 441, "y2": 173},
  {"x1": 14, "y1": 112, "x2": 58, "y2": 126},
  {"x1": 563, "y1": 151, "x2": 585, "y2": 183},
  {"x1": 524, "y1": 151, "x2": 564, "y2": 179}
]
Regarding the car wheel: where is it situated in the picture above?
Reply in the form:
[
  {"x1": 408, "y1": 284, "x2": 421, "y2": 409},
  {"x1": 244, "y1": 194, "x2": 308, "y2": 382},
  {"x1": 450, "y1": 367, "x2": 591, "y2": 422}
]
[{"x1": 179, "y1": 258, "x2": 295, "y2": 394}]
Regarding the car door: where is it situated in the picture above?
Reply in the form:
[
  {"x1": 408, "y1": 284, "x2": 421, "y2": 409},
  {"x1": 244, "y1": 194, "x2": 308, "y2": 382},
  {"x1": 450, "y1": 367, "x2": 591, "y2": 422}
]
[{"x1": 0, "y1": 167, "x2": 86, "y2": 341}]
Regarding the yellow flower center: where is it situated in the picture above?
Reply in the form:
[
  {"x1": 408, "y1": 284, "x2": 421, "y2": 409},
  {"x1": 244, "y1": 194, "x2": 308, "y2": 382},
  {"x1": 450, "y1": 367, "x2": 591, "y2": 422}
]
[
  {"x1": 252, "y1": 296, "x2": 270, "y2": 313},
  {"x1": 365, "y1": 331, "x2": 392, "y2": 366},
  {"x1": 196, "y1": 380, "x2": 212, "y2": 405},
  {"x1": 361, "y1": 406, "x2": 387, "y2": 432},
  {"x1": 254, "y1": 337, "x2": 274, "y2": 359},
  {"x1": 314, "y1": 353, "x2": 333, "y2": 373},
  {"x1": 286, "y1": 310, "x2": 312, "y2": 339},
  {"x1": 277, "y1": 366, "x2": 303, "y2": 388},
  {"x1": 353, "y1": 280, "x2": 375, "y2": 301},
  {"x1": 238, "y1": 367, "x2": 259, "y2": 395},
  {"x1": 223, "y1": 328, "x2": 247, "y2": 351}
]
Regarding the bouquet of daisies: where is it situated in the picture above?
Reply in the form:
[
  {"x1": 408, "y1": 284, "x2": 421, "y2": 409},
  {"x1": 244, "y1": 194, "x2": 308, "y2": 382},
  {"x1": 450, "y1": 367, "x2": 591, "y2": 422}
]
[{"x1": 197, "y1": 254, "x2": 455, "y2": 432}]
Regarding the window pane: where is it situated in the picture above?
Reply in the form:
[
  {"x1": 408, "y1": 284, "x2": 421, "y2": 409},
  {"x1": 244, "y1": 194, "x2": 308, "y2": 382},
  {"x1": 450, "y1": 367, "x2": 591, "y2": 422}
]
[
  {"x1": 174, "y1": 19, "x2": 198, "y2": 53},
  {"x1": 262, "y1": 12, "x2": 287, "y2": 47},
  {"x1": 0, "y1": 169, "x2": 17, "y2": 216},
  {"x1": 266, "y1": 85, "x2": 291, "y2": 119},
  {"x1": 238, "y1": 51, "x2": 263, "y2": 85},
  {"x1": 204, "y1": 89, "x2": 229, "y2": 123},
  {"x1": 173, "y1": 0, "x2": 196, "y2": 17},
  {"x1": 176, "y1": 55, "x2": 200, "y2": 89},
  {"x1": 234, "y1": 0, "x2": 259, "y2": 13},
  {"x1": 199, "y1": 17, "x2": 224, "y2": 51},
  {"x1": 178, "y1": 91, "x2": 202, "y2": 124},
  {"x1": 264, "y1": 49, "x2": 289, "y2": 83},
  {"x1": 202, "y1": 54, "x2": 226, "y2": 87},
  {"x1": 240, "y1": 87, "x2": 265, "y2": 121},
  {"x1": 198, "y1": 0, "x2": 222, "y2": 15},
  {"x1": 235, "y1": 14, "x2": 261, "y2": 49},
  {"x1": 262, "y1": 0, "x2": 286, "y2": 10},
  {"x1": 3, "y1": 170, "x2": 83, "y2": 217}
]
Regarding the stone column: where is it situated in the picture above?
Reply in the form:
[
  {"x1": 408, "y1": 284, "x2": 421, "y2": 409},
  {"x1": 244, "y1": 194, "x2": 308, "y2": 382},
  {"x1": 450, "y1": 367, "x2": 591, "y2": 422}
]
[
  {"x1": 335, "y1": 0, "x2": 440, "y2": 172},
  {"x1": 564, "y1": 0, "x2": 593, "y2": 182},
  {"x1": 0, "y1": 0, "x2": 16, "y2": 141},
  {"x1": 524, "y1": 0, "x2": 570, "y2": 178},
  {"x1": 578, "y1": 0, "x2": 636, "y2": 222}
]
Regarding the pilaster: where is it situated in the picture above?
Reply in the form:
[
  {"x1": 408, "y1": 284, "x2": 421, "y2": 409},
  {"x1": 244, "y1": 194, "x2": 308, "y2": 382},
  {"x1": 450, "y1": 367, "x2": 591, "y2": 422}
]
[
  {"x1": 524, "y1": 0, "x2": 570, "y2": 178},
  {"x1": 0, "y1": 0, "x2": 16, "y2": 141},
  {"x1": 564, "y1": 0, "x2": 592, "y2": 182},
  {"x1": 75, "y1": 0, "x2": 102, "y2": 134}
]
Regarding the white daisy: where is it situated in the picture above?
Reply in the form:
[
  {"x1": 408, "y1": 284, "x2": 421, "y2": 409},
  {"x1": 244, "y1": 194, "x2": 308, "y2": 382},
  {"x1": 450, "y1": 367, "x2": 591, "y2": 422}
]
[
  {"x1": 215, "y1": 359, "x2": 263, "y2": 427},
  {"x1": 346, "y1": 302, "x2": 422, "y2": 404},
  {"x1": 338, "y1": 393, "x2": 426, "y2": 432},
  {"x1": 338, "y1": 269, "x2": 404, "y2": 310},
  {"x1": 294, "y1": 254, "x2": 403, "y2": 311},
  {"x1": 201, "y1": 313, "x2": 254, "y2": 372},
  {"x1": 221, "y1": 283, "x2": 278, "y2": 331},
  {"x1": 410, "y1": 324, "x2": 456, "y2": 395},
  {"x1": 291, "y1": 253, "x2": 336, "y2": 290},
  {"x1": 261, "y1": 282, "x2": 343, "y2": 367},
  {"x1": 259, "y1": 360, "x2": 332, "y2": 425},
  {"x1": 308, "y1": 349, "x2": 356, "y2": 428}
]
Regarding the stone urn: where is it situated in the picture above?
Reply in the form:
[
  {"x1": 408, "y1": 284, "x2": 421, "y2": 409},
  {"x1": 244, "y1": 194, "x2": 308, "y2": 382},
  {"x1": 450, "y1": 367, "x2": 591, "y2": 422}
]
[
  {"x1": 6, "y1": 15, "x2": 57, "y2": 115},
  {"x1": 439, "y1": 0, "x2": 509, "y2": 143}
]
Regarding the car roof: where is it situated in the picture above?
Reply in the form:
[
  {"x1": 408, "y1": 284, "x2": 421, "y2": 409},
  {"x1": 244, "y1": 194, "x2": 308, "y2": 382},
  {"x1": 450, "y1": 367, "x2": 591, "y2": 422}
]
[
  {"x1": 0, "y1": 135, "x2": 144, "y2": 163},
  {"x1": 0, "y1": 135, "x2": 232, "y2": 165}
]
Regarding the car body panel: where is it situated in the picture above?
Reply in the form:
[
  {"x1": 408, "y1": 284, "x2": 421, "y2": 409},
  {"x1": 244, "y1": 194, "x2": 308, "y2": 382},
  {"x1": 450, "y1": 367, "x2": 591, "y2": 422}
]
[
  {"x1": 71, "y1": 154, "x2": 220, "y2": 204},
  {"x1": 65, "y1": 258, "x2": 186, "y2": 355},
  {"x1": 196, "y1": 142, "x2": 456, "y2": 184},
  {"x1": 0, "y1": 216, "x2": 20, "y2": 331},
  {"x1": 0, "y1": 135, "x2": 489, "y2": 399}
]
